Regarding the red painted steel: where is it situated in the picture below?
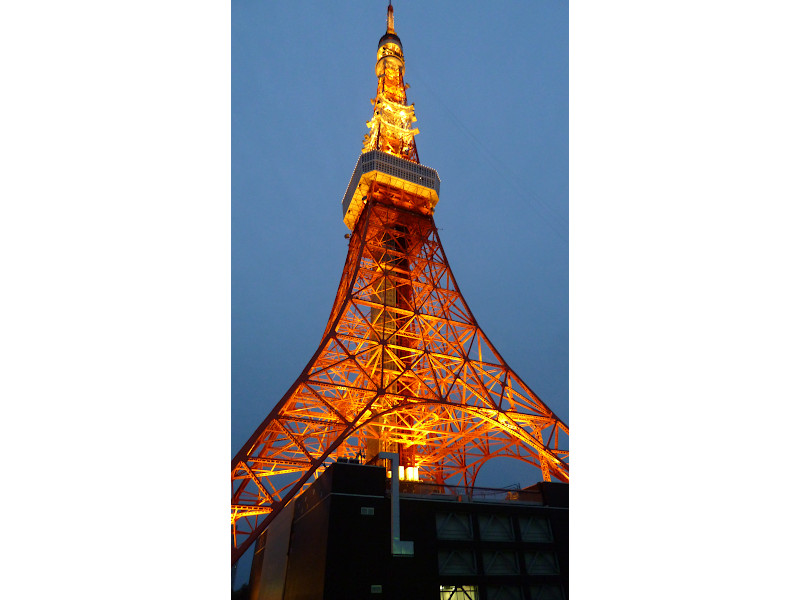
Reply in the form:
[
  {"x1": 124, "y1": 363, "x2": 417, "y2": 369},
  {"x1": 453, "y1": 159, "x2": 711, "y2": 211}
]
[{"x1": 231, "y1": 4, "x2": 568, "y2": 565}]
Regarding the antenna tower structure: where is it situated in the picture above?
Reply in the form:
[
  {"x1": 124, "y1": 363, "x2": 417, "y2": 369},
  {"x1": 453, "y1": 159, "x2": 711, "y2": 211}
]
[{"x1": 231, "y1": 4, "x2": 569, "y2": 565}]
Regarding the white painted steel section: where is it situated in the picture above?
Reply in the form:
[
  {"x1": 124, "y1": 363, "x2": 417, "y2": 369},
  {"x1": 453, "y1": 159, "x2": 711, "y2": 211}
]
[{"x1": 377, "y1": 451, "x2": 415, "y2": 557}]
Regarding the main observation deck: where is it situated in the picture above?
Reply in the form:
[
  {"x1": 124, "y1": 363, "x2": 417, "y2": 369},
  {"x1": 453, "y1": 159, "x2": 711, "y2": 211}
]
[{"x1": 342, "y1": 150, "x2": 441, "y2": 230}]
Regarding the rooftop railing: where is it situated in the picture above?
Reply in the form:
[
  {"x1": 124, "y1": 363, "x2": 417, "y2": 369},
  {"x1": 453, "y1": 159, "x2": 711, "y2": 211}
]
[{"x1": 390, "y1": 480, "x2": 544, "y2": 505}]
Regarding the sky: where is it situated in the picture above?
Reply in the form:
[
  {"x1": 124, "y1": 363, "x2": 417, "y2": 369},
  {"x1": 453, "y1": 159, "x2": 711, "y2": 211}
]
[
  {"x1": 232, "y1": 1, "x2": 569, "y2": 488},
  {"x1": 4, "y1": 1, "x2": 799, "y2": 598},
  {"x1": 231, "y1": 2, "x2": 567, "y2": 585}
]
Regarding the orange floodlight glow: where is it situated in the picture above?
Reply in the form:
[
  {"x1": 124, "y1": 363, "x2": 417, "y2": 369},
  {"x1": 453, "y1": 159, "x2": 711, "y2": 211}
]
[{"x1": 231, "y1": 3, "x2": 568, "y2": 565}]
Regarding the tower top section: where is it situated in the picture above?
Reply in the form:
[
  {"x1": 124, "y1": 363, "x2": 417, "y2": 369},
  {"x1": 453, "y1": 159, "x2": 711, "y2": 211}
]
[
  {"x1": 379, "y1": 3, "x2": 402, "y2": 53},
  {"x1": 387, "y1": 1, "x2": 395, "y2": 33},
  {"x1": 362, "y1": 3, "x2": 419, "y2": 163},
  {"x1": 343, "y1": 3, "x2": 440, "y2": 231}
]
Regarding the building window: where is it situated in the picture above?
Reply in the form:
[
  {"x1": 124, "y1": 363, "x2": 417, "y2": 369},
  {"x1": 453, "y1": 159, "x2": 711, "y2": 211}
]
[
  {"x1": 478, "y1": 514, "x2": 514, "y2": 541},
  {"x1": 482, "y1": 551, "x2": 519, "y2": 575},
  {"x1": 436, "y1": 512, "x2": 473, "y2": 540},
  {"x1": 529, "y1": 584, "x2": 565, "y2": 600},
  {"x1": 485, "y1": 585, "x2": 523, "y2": 600},
  {"x1": 440, "y1": 585, "x2": 478, "y2": 600},
  {"x1": 524, "y1": 551, "x2": 560, "y2": 575},
  {"x1": 518, "y1": 516, "x2": 553, "y2": 543},
  {"x1": 438, "y1": 550, "x2": 477, "y2": 575}
]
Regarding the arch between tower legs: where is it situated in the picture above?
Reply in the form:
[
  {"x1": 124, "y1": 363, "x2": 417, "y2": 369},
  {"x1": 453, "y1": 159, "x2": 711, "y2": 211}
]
[{"x1": 338, "y1": 401, "x2": 568, "y2": 484}]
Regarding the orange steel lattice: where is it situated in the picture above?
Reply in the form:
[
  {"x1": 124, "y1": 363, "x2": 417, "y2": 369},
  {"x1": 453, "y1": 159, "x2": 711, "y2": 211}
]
[
  {"x1": 362, "y1": 3, "x2": 419, "y2": 163},
  {"x1": 231, "y1": 4, "x2": 568, "y2": 565}
]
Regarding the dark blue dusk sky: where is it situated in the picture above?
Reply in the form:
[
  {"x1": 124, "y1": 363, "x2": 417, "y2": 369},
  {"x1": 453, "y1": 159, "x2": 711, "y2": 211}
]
[
  {"x1": 232, "y1": 1, "x2": 569, "y2": 492},
  {"x1": 5, "y1": 1, "x2": 798, "y2": 597}
]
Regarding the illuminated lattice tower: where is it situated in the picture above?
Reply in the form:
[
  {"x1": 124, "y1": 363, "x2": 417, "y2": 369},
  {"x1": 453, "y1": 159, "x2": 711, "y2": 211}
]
[{"x1": 231, "y1": 4, "x2": 569, "y2": 565}]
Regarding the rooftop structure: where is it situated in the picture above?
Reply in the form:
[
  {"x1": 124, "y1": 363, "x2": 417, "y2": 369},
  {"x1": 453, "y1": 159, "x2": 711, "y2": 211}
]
[{"x1": 249, "y1": 461, "x2": 568, "y2": 600}]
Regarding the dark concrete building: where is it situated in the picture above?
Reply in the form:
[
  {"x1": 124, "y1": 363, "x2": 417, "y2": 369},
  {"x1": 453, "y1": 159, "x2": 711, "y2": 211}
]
[{"x1": 249, "y1": 461, "x2": 568, "y2": 600}]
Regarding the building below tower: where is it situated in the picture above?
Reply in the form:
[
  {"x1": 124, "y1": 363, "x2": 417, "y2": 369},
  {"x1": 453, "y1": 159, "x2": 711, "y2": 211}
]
[{"x1": 248, "y1": 461, "x2": 568, "y2": 600}]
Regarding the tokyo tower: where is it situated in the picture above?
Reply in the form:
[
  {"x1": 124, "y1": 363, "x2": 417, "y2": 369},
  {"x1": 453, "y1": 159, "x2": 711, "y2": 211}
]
[{"x1": 231, "y1": 3, "x2": 569, "y2": 566}]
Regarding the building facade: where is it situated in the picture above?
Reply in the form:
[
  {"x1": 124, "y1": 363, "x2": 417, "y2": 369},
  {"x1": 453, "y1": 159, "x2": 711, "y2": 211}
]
[{"x1": 249, "y1": 461, "x2": 567, "y2": 600}]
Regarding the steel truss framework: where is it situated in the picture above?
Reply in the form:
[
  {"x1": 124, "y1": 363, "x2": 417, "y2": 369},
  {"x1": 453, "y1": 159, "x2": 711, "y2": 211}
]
[{"x1": 231, "y1": 183, "x2": 569, "y2": 564}]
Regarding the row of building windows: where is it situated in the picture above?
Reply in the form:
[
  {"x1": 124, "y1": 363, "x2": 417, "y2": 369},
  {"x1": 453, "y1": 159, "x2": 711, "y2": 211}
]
[
  {"x1": 438, "y1": 549, "x2": 560, "y2": 576},
  {"x1": 361, "y1": 150, "x2": 440, "y2": 191},
  {"x1": 439, "y1": 583, "x2": 565, "y2": 600},
  {"x1": 436, "y1": 512, "x2": 553, "y2": 543}
]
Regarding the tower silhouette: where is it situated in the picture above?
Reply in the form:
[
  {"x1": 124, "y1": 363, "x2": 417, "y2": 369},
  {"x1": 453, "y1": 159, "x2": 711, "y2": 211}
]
[{"x1": 231, "y1": 4, "x2": 569, "y2": 566}]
